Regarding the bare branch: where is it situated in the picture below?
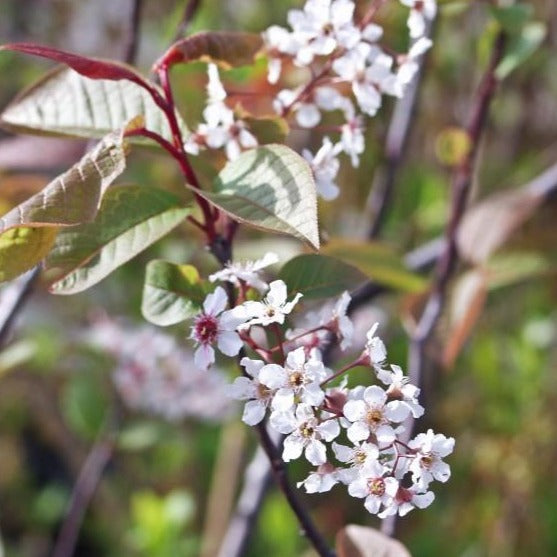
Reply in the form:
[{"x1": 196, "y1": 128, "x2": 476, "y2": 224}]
[
  {"x1": 381, "y1": 30, "x2": 507, "y2": 538},
  {"x1": 216, "y1": 436, "x2": 276, "y2": 557},
  {"x1": 172, "y1": 0, "x2": 202, "y2": 43},
  {"x1": 123, "y1": 0, "x2": 144, "y2": 64},
  {"x1": 0, "y1": 266, "x2": 41, "y2": 348},
  {"x1": 365, "y1": 20, "x2": 435, "y2": 239},
  {"x1": 51, "y1": 434, "x2": 115, "y2": 557}
]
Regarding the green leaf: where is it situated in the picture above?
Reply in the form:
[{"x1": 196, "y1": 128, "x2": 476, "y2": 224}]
[
  {"x1": 322, "y1": 240, "x2": 427, "y2": 293},
  {"x1": 0, "y1": 66, "x2": 188, "y2": 142},
  {"x1": 496, "y1": 22, "x2": 546, "y2": 79},
  {"x1": 0, "y1": 129, "x2": 128, "y2": 232},
  {"x1": 490, "y1": 4, "x2": 533, "y2": 32},
  {"x1": 62, "y1": 371, "x2": 109, "y2": 440},
  {"x1": 142, "y1": 260, "x2": 210, "y2": 326},
  {"x1": 155, "y1": 31, "x2": 263, "y2": 70},
  {"x1": 194, "y1": 145, "x2": 319, "y2": 249},
  {"x1": 279, "y1": 254, "x2": 366, "y2": 299},
  {"x1": 46, "y1": 185, "x2": 191, "y2": 294},
  {"x1": 0, "y1": 226, "x2": 57, "y2": 282},
  {"x1": 243, "y1": 114, "x2": 289, "y2": 145}
]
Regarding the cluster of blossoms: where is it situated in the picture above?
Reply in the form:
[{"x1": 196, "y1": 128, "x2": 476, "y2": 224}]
[
  {"x1": 187, "y1": 252, "x2": 454, "y2": 518},
  {"x1": 86, "y1": 319, "x2": 233, "y2": 422},
  {"x1": 184, "y1": 0, "x2": 436, "y2": 199}
]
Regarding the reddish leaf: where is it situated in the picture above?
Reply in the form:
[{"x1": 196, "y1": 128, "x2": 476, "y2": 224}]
[
  {"x1": 154, "y1": 31, "x2": 263, "y2": 71},
  {"x1": 336, "y1": 525, "x2": 412, "y2": 557},
  {"x1": 0, "y1": 43, "x2": 152, "y2": 90}
]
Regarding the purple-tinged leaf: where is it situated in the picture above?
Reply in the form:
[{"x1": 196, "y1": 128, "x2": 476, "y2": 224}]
[{"x1": 154, "y1": 31, "x2": 263, "y2": 71}]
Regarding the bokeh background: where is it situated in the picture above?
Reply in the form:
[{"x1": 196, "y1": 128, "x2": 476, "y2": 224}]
[{"x1": 0, "y1": 0, "x2": 556, "y2": 556}]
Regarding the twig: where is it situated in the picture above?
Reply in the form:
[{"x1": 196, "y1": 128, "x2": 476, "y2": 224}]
[
  {"x1": 123, "y1": 0, "x2": 143, "y2": 64},
  {"x1": 216, "y1": 434, "x2": 277, "y2": 557},
  {"x1": 172, "y1": 0, "x2": 202, "y2": 43},
  {"x1": 0, "y1": 266, "x2": 41, "y2": 348},
  {"x1": 254, "y1": 422, "x2": 335, "y2": 557},
  {"x1": 381, "y1": 31, "x2": 507, "y2": 537},
  {"x1": 365, "y1": 19, "x2": 435, "y2": 239},
  {"x1": 51, "y1": 434, "x2": 115, "y2": 557}
]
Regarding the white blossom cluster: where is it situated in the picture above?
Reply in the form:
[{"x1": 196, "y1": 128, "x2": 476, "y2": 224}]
[
  {"x1": 183, "y1": 0, "x2": 435, "y2": 200},
  {"x1": 262, "y1": 0, "x2": 436, "y2": 200},
  {"x1": 187, "y1": 252, "x2": 454, "y2": 518},
  {"x1": 86, "y1": 319, "x2": 233, "y2": 422}
]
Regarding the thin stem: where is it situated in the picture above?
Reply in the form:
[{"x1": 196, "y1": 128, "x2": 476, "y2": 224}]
[
  {"x1": 123, "y1": 0, "x2": 143, "y2": 64},
  {"x1": 254, "y1": 421, "x2": 336, "y2": 557},
  {"x1": 380, "y1": 30, "x2": 507, "y2": 538},
  {"x1": 216, "y1": 441, "x2": 274, "y2": 557},
  {"x1": 51, "y1": 434, "x2": 115, "y2": 557},
  {"x1": 321, "y1": 356, "x2": 365, "y2": 387},
  {"x1": 0, "y1": 266, "x2": 41, "y2": 348},
  {"x1": 365, "y1": 18, "x2": 435, "y2": 239},
  {"x1": 272, "y1": 323, "x2": 286, "y2": 362},
  {"x1": 172, "y1": 0, "x2": 202, "y2": 43}
]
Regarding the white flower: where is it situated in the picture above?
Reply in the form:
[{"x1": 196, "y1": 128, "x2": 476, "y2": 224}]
[
  {"x1": 376, "y1": 364, "x2": 424, "y2": 419},
  {"x1": 340, "y1": 114, "x2": 365, "y2": 167},
  {"x1": 347, "y1": 460, "x2": 399, "y2": 515},
  {"x1": 396, "y1": 37, "x2": 433, "y2": 87},
  {"x1": 343, "y1": 385, "x2": 408, "y2": 444},
  {"x1": 262, "y1": 25, "x2": 300, "y2": 83},
  {"x1": 297, "y1": 462, "x2": 339, "y2": 493},
  {"x1": 259, "y1": 347, "x2": 328, "y2": 411},
  {"x1": 303, "y1": 136, "x2": 342, "y2": 200},
  {"x1": 333, "y1": 441, "x2": 380, "y2": 483},
  {"x1": 287, "y1": 0, "x2": 360, "y2": 66},
  {"x1": 270, "y1": 403, "x2": 340, "y2": 465},
  {"x1": 408, "y1": 429, "x2": 454, "y2": 488},
  {"x1": 380, "y1": 484, "x2": 435, "y2": 517},
  {"x1": 190, "y1": 287, "x2": 246, "y2": 370},
  {"x1": 399, "y1": 0, "x2": 437, "y2": 39},
  {"x1": 229, "y1": 357, "x2": 275, "y2": 425},
  {"x1": 209, "y1": 252, "x2": 279, "y2": 293},
  {"x1": 240, "y1": 280, "x2": 302, "y2": 327},
  {"x1": 364, "y1": 323, "x2": 387, "y2": 368},
  {"x1": 329, "y1": 291, "x2": 354, "y2": 350}
]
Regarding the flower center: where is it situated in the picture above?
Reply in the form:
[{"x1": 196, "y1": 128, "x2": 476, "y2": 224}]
[
  {"x1": 367, "y1": 478, "x2": 385, "y2": 497},
  {"x1": 300, "y1": 422, "x2": 315, "y2": 438},
  {"x1": 366, "y1": 408, "x2": 384, "y2": 427},
  {"x1": 257, "y1": 383, "x2": 272, "y2": 399},
  {"x1": 289, "y1": 370, "x2": 305, "y2": 387},
  {"x1": 420, "y1": 454, "x2": 434, "y2": 469},
  {"x1": 354, "y1": 450, "x2": 367, "y2": 465},
  {"x1": 193, "y1": 314, "x2": 219, "y2": 345}
]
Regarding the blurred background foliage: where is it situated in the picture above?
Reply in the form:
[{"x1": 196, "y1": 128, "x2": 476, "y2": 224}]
[{"x1": 0, "y1": 0, "x2": 556, "y2": 556}]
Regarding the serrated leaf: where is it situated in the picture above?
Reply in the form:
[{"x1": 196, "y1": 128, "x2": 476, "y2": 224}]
[
  {"x1": 46, "y1": 185, "x2": 191, "y2": 294},
  {"x1": 142, "y1": 260, "x2": 210, "y2": 326},
  {"x1": 0, "y1": 226, "x2": 57, "y2": 282},
  {"x1": 193, "y1": 145, "x2": 319, "y2": 249},
  {"x1": 155, "y1": 31, "x2": 263, "y2": 71},
  {"x1": 322, "y1": 240, "x2": 427, "y2": 292},
  {"x1": 279, "y1": 254, "x2": 366, "y2": 299},
  {"x1": 0, "y1": 66, "x2": 188, "y2": 143},
  {"x1": 336, "y1": 525, "x2": 412, "y2": 557},
  {"x1": 496, "y1": 22, "x2": 546, "y2": 79},
  {"x1": 0, "y1": 129, "x2": 128, "y2": 232}
]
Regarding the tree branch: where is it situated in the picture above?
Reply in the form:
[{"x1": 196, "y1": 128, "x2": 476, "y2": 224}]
[
  {"x1": 172, "y1": 0, "x2": 202, "y2": 43},
  {"x1": 216, "y1": 436, "x2": 276, "y2": 557},
  {"x1": 365, "y1": 20, "x2": 435, "y2": 239},
  {"x1": 51, "y1": 434, "x2": 115, "y2": 557},
  {"x1": 254, "y1": 423, "x2": 335, "y2": 557},
  {"x1": 123, "y1": 0, "x2": 143, "y2": 64},
  {"x1": 381, "y1": 30, "x2": 507, "y2": 537},
  {"x1": 0, "y1": 266, "x2": 41, "y2": 348}
]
